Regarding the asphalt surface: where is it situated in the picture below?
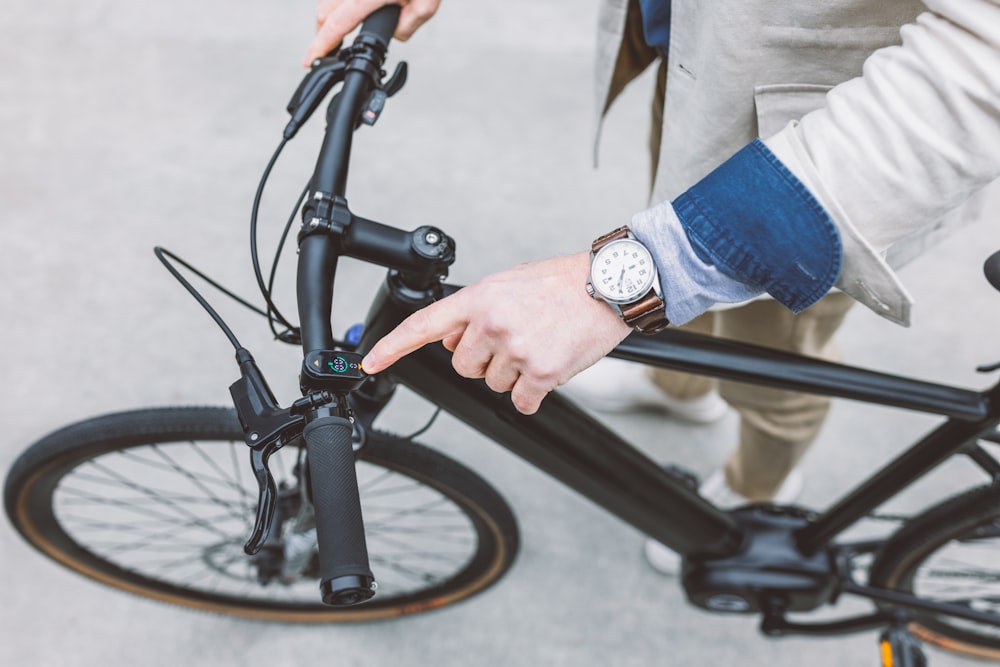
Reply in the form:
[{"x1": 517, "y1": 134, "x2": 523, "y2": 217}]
[{"x1": 3, "y1": 1, "x2": 999, "y2": 665}]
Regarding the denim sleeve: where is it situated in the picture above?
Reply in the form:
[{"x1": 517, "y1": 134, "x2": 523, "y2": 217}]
[{"x1": 631, "y1": 139, "x2": 843, "y2": 324}]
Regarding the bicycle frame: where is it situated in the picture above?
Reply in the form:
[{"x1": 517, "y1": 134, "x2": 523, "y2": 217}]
[
  {"x1": 272, "y1": 3, "x2": 1000, "y2": 636},
  {"x1": 356, "y1": 275, "x2": 999, "y2": 550},
  {"x1": 343, "y1": 271, "x2": 1000, "y2": 625}
]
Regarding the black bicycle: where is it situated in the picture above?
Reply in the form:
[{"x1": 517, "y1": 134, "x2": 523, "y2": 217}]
[{"x1": 5, "y1": 7, "x2": 1000, "y2": 665}]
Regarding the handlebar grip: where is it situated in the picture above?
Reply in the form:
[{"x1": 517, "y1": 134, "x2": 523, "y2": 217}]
[
  {"x1": 358, "y1": 4, "x2": 401, "y2": 45},
  {"x1": 304, "y1": 414, "x2": 375, "y2": 606}
]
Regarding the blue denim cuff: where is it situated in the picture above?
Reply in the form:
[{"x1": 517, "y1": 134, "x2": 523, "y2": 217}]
[
  {"x1": 631, "y1": 202, "x2": 764, "y2": 325},
  {"x1": 672, "y1": 139, "x2": 842, "y2": 312}
]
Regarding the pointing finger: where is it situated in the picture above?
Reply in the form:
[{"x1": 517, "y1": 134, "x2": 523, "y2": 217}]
[{"x1": 362, "y1": 295, "x2": 468, "y2": 373}]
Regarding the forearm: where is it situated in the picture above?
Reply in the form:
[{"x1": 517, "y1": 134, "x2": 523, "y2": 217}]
[
  {"x1": 636, "y1": 0, "x2": 1000, "y2": 326},
  {"x1": 632, "y1": 140, "x2": 840, "y2": 325},
  {"x1": 772, "y1": 0, "x2": 1000, "y2": 249}
]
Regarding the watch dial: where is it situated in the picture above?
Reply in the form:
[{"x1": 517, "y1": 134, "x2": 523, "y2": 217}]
[{"x1": 591, "y1": 239, "x2": 656, "y2": 304}]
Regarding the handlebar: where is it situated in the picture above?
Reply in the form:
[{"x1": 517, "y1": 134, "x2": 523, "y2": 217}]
[
  {"x1": 310, "y1": 4, "x2": 400, "y2": 200},
  {"x1": 295, "y1": 4, "x2": 401, "y2": 607},
  {"x1": 236, "y1": 4, "x2": 455, "y2": 609},
  {"x1": 297, "y1": 4, "x2": 403, "y2": 355},
  {"x1": 215, "y1": 3, "x2": 457, "y2": 609}
]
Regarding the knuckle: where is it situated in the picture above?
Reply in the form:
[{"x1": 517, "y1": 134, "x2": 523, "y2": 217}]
[
  {"x1": 451, "y1": 354, "x2": 481, "y2": 379},
  {"x1": 479, "y1": 316, "x2": 510, "y2": 341},
  {"x1": 520, "y1": 356, "x2": 559, "y2": 387}
]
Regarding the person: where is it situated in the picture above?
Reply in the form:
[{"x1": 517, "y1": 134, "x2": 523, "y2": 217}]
[{"x1": 307, "y1": 0, "x2": 1000, "y2": 571}]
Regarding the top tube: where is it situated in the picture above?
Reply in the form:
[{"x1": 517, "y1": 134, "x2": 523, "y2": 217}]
[{"x1": 614, "y1": 328, "x2": 991, "y2": 420}]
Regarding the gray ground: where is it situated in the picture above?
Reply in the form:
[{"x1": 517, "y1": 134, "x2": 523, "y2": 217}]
[{"x1": 2, "y1": 1, "x2": 999, "y2": 665}]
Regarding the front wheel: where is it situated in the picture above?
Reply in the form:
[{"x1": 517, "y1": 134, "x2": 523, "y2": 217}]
[
  {"x1": 4, "y1": 406, "x2": 519, "y2": 622},
  {"x1": 869, "y1": 483, "x2": 1000, "y2": 660}
]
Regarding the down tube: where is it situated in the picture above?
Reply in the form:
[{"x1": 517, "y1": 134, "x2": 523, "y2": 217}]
[{"x1": 387, "y1": 342, "x2": 744, "y2": 559}]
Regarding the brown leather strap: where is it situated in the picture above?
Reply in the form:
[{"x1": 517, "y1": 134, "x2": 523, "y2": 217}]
[
  {"x1": 621, "y1": 294, "x2": 669, "y2": 333},
  {"x1": 591, "y1": 226, "x2": 630, "y2": 252}
]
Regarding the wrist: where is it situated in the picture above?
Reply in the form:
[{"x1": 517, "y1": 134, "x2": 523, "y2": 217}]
[{"x1": 564, "y1": 251, "x2": 632, "y2": 336}]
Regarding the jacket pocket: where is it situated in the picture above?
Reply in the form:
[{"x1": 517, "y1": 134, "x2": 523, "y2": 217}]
[
  {"x1": 752, "y1": 22, "x2": 906, "y2": 137},
  {"x1": 753, "y1": 83, "x2": 832, "y2": 139}
]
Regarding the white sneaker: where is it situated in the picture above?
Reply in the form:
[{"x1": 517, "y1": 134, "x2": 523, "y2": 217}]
[
  {"x1": 643, "y1": 469, "x2": 804, "y2": 576},
  {"x1": 562, "y1": 357, "x2": 728, "y2": 423}
]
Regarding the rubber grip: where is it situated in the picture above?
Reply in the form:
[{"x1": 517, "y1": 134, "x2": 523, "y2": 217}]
[
  {"x1": 304, "y1": 415, "x2": 375, "y2": 605},
  {"x1": 358, "y1": 4, "x2": 401, "y2": 45}
]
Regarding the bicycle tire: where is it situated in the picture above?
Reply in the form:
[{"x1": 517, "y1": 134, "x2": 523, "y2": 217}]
[
  {"x1": 869, "y1": 483, "x2": 1000, "y2": 660},
  {"x1": 4, "y1": 406, "x2": 519, "y2": 622}
]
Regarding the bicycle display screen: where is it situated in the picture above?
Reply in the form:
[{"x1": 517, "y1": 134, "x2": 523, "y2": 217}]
[{"x1": 303, "y1": 350, "x2": 367, "y2": 380}]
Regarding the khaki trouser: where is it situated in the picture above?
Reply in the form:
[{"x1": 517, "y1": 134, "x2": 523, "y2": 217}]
[
  {"x1": 648, "y1": 292, "x2": 855, "y2": 500},
  {"x1": 640, "y1": 51, "x2": 856, "y2": 500}
]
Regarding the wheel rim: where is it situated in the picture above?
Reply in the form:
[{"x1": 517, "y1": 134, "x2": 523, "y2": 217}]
[
  {"x1": 45, "y1": 437, "x2": 484, "y2": 612},
  {"x1": 901, "y1": 516, "x2": 1000, "y2": 654}
]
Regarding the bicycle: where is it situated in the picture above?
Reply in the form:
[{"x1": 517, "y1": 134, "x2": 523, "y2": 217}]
[{"x1": 4, "y1": 7, "x2": 1000, "y2": 665}]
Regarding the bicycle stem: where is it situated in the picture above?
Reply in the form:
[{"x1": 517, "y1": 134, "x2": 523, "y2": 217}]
[{"x1": 297, "y1": 199, "x2": 456, "y2": 356}]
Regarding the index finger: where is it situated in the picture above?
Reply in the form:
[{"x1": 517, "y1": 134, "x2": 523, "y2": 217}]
[{"x1": 361, "y1": 295, "x2": 468, "y2": 373}]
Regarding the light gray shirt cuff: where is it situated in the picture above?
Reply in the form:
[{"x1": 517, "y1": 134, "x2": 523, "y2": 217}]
[{"x1": 630, "y1": 200, "x2": 764, "y2": 325}]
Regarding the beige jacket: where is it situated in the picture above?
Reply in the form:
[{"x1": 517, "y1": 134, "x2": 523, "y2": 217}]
[{"x1": 596, "y1": 0, "x2": 1000, "y2": 325}]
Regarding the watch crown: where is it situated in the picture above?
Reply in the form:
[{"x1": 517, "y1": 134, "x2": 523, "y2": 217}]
[{"x1": 585, "y1": 283, "x2": 596, "y2": 298}]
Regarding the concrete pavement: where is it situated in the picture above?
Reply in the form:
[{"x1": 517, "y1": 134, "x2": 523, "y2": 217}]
[{"x1": 2, "y1": 1, "x2": 999, "y2": 665}]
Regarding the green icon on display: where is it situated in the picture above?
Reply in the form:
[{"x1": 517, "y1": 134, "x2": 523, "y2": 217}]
[{"x1": 328, "y1": 356, "x2": 349, "y2": 373}]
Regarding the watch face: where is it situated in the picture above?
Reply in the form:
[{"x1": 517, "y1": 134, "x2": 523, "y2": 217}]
[{"x1": 590, "y1": 238, "x2": 656, "y2": 304}]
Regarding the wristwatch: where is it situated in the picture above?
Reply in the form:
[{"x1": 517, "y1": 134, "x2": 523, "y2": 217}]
[{"x1": 586, "y1": 226, "x2": 670, "y2": 334}]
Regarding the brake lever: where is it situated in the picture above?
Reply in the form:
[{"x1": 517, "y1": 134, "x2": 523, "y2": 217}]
[
  {"x1": 284, "y1": 56, "x2": 349, "y2": 140},
  {"x1": 244, "y1": 440, "x2": 281, "y2": 555},
  {"x1": 229, "y1": 348, "x2": 308, "y2": 554}
]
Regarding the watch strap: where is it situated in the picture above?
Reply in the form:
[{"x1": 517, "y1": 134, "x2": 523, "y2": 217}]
[
  {"x1": 621, "y1": 293, "x2": 669, "y2": 334},
  {"x1": 590, "y1": 226, "x2": 630, "y2": 253}
]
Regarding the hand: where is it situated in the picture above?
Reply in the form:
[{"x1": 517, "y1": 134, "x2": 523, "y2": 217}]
[
  {"x1": 305, "y1": 0, "x2": 442, "y2": 66},
  {"x1": 361, "y1": 253, "x2": 632, "y2": 415}
]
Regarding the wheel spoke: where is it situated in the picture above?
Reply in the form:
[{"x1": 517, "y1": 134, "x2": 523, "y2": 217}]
[
  {"x1": 11, "y1": 410, "x2": 514, "y2": 620},
  {"x1": 52, "y1": 440, "x2": 481, "y2": 602}
]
